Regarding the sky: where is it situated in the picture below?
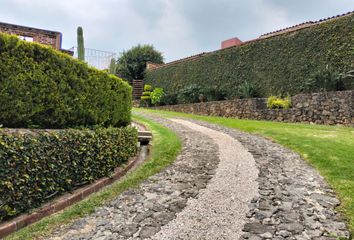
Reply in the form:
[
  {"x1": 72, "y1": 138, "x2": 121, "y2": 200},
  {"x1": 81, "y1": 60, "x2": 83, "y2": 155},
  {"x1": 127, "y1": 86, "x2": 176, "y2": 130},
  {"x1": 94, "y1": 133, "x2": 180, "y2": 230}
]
[{"x1": 1, "y1": 0, "x2": 353, "y2": 62}]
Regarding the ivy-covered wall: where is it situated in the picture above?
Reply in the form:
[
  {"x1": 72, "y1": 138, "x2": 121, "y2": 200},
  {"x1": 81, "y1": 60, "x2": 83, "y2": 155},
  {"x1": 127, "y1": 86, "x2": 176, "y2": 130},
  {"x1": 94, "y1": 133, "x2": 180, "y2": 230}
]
[{"x1": 145, "y1": 14, "x2": 354, "y2": 97}]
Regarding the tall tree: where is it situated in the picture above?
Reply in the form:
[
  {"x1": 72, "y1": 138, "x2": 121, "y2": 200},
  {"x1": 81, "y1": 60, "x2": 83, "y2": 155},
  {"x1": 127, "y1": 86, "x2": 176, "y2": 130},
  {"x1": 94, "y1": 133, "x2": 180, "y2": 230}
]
[
  {"x1": 116, "y1": 44, "x2": 163, "y2": 82},
  {"x1": 77, "y1": 26, "x2": 85, "y2": 61}
]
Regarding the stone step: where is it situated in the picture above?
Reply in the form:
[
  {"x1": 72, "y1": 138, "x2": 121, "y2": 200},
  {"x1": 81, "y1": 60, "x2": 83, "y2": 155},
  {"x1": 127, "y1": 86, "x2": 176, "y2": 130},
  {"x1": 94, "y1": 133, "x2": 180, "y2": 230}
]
[{"x1": 138, "y1": 131, "x2": 152, "y2": 145}]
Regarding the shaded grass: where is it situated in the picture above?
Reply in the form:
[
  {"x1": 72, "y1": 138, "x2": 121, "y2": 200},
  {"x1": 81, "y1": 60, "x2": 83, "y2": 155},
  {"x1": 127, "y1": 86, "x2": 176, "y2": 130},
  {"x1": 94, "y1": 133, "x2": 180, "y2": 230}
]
[
  {"x1": 135, "y1": 108, "x2": 354, "y2": 234},
  {"x1": 6, "y1": 115, "x2": 181, "y2": 240}
]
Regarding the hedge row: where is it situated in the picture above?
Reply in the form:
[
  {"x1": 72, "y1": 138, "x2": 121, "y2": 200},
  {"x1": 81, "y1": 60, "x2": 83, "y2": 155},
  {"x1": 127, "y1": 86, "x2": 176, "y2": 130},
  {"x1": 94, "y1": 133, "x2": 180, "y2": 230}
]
[
  {"x1": 145, "y1": 13, "x2": 354, "y2": 97},
  {"x1": 0, "y1": 33, "x2": 132, "y2": 128},
  {"x1": 0, "y1": 127, "x2": 138, "y2": 221}
]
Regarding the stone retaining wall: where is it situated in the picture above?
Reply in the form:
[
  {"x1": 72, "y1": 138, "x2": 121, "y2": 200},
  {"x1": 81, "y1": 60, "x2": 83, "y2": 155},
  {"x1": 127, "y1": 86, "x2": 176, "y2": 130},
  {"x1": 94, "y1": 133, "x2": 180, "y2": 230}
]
[{"x1": 152, "y1": 90, "x2": 354, "y2": 126}]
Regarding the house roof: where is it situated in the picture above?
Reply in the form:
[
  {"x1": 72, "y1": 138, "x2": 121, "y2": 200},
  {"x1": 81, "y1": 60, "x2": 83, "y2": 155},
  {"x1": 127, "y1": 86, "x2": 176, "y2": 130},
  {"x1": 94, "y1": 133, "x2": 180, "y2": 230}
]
[
  {"x1": 150, "y1": 10, "x2": 354, "y2": 71},
  {"x1": 0, "y1": 21, "x2": 61, "y2": 36},
  {"x1": 260, "y1": 10, "x2": 354, "y2": 38}
]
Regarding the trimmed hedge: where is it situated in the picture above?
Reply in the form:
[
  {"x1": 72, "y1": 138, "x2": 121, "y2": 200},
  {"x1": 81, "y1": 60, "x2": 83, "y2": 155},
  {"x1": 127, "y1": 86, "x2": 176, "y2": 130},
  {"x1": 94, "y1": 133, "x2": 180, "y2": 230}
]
[
  {"x1": 0, "y1": 33, "x2": 132, "y2": 128},
  {"x1": 0, "y1": 127, "x2": 138, "y2": 221},
  {"x1": 145, "y1": 14, "x2": 354, "y2": 97}
]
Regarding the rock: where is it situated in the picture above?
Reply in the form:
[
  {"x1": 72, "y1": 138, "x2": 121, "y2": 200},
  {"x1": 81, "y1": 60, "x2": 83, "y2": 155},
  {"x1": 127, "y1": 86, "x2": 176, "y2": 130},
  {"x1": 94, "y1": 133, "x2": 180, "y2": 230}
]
[
  {"x1": 260, "y1": 232, "x2": 273, "y2": 238},
  {"x1": 278, "y1": 230, "x2": 291, "y2": 237},
  {"x1": 153, "y1": 211, "x2": 176, "y2": 225},
  {"x1": 119, "y1": 223, "x2": 139, "y2": 237},
  {"x1": 243, "y1": 223, "x2": 275, "y2": 234},
  {"x1": 278, "y1": 223, "x2": 304, "y2": 234},
  {"x1": 139, "y1": 226, "x2": 161, "y2": 239}
]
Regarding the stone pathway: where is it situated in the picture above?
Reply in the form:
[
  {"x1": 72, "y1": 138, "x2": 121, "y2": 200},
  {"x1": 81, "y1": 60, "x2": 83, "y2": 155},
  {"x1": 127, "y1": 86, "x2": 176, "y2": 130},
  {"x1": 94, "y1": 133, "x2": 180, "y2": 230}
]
[
  {"x1": 185, "y1": 119, "x2": 350, "y2": 240},
  {"x1": 48, "y1": 115, "x2": 221, "y2": 240},
  {"x1": 46, "y1": 113, "x2": 350, "y2": 240}
]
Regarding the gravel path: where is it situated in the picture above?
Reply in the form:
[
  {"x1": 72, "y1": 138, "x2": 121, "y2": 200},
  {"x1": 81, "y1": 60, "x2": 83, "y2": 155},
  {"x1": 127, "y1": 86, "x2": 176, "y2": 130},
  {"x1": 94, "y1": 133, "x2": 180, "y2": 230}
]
[
  {"x1": 45, "y1": 113, "x2": 350, "y2": 240},
  {"x1": 151, "y1": 119, "x2": 258, "y2": 240}
]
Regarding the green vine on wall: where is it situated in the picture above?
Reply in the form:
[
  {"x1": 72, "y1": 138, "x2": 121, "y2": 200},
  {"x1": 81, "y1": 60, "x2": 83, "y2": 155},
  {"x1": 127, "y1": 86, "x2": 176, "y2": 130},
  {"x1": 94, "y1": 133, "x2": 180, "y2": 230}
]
[{"x1": 145, "y1": 14, "x2": 354, "y2": 98}]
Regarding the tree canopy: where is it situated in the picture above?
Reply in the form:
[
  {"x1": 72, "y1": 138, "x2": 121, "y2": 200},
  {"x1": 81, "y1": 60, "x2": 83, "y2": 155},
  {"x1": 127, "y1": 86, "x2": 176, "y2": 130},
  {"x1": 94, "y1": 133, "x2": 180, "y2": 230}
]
[{"x1": 116, "y1": 44, "x2": 163, "y2": 82}]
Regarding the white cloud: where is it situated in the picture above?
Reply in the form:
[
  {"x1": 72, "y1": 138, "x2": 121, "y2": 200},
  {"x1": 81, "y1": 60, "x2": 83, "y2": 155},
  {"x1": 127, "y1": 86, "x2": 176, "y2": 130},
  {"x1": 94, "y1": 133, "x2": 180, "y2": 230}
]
[
  {"x1": 0, "y1": 0, "x2": 352, "y2": 61},
  {"x1": 250, "y1": 0, "x2": 294, "y2": 38}
]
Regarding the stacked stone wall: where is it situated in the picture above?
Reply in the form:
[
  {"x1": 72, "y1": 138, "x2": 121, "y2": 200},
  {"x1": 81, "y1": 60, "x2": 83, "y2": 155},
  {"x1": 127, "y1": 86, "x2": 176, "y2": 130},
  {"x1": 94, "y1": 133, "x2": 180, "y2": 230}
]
[{"x1": 152, "y1": 90, "x2": 354, "y2": 126}]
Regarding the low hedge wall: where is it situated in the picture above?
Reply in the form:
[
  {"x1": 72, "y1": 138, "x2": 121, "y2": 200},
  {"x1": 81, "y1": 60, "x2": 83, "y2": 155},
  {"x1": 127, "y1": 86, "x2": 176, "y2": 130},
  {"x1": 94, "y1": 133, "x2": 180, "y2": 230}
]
[
  {"x1": 145, "y1": 13, "x2": 354, "y2": 97},
  {"x1": 0, "y1": 33, "x2": 132, "y2": 128},
  {"x1": 0, "y1": 127, "x2": 138, "y2": 221}
]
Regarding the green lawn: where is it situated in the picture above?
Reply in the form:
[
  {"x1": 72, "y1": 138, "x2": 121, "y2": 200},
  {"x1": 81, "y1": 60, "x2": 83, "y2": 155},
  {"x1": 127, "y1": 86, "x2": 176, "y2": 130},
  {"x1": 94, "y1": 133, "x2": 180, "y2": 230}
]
[
  {"x1": 135, "y1": 108, "x2": 354, "y2": 234},
  {"x1": 6, "y1": 115, "x2": 181, "y2": 240}
]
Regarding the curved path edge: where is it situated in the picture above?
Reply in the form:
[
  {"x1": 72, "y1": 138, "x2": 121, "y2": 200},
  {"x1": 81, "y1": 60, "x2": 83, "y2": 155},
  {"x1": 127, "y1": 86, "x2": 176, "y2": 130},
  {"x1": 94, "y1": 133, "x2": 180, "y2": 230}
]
[
  {"x1": 185, "y1": 118, "x2": 350, "y2": 240},
  {"x1": 44, "y1": 113, "x2": 350, "y2": 240}
]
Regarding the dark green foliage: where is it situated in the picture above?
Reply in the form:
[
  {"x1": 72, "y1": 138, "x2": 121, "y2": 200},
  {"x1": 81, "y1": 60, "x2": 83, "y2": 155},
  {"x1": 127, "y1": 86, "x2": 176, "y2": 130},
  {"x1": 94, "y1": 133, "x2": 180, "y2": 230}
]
[
  {"x1": 0, "y1": 127, "x2": 138, "y2": 221},
  {"x1": 200, "y1": 87, "x2": 227, "y2": 102},
  {"x1": 157, "y1": 85, "x2": 226, "y2": 105},
  {"x1": 116, "y1": 44, "x2": 163, "y2": 82},
  {"x1": 301, "y1": 65, "x2": 348, "y2": 92},
  {"x1": 145, "y1": 14, "x2": 354, "y2": 97},
  {"x1": 237, "y1": 81, "x2": 259, "y2": 99},
  {"x1": 177, "y1": 84, "x2": 203, "y2": 104},
  {"x1": 0, "y1": 33, "x2": 132, "y2": 128},
  {"x1": 77, "y1": 26, "x2": 85, "y2": 61},
  {"x1": 160, "y1": 93, "x2": 178, "y2": 106}
]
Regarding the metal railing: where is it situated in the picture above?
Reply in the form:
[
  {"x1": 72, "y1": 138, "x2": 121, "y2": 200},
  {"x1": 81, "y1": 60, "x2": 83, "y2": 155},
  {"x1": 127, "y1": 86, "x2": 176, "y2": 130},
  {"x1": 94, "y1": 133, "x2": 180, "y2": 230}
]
[{"x1": 69, "y1": 47, "x2": 117, "y2": 70}]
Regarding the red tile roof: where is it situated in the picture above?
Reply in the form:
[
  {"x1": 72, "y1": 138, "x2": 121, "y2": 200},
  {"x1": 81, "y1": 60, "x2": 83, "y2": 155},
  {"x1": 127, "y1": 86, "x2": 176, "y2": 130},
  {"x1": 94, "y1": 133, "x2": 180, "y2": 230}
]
[{"x1": 260, "y1": 10, "x2": 354, "y2": 38}]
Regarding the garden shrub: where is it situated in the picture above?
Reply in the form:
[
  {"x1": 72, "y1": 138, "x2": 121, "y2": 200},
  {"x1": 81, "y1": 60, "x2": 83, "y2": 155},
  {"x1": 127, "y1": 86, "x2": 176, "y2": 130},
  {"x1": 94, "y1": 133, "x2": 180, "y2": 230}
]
[
  {"x1": 267, "y1": 96, "x2": 292, "y2": 109},
  {"x1": 301, "y1": 65, "x2": 348, "y2": 93},
  {"x1": 150, "y1": 88, "x2": 164, "y2": 105},
  {"x1": 177, "y1": 84, "x2": 203, "y2": 104},
  {"x1": 160, "y1": 93, "x2": 178, "y2": 106},
  {"x1": 140, "y1": 85, "x2": 152, "y2": 106},
  {"x1": 238, "y1": 81, "x2": 259, "y2": 99},
  {"x1": 155, "y1": 85, "x2": 225, "y2": 105},
  {"x1": 201, "y1": 87, "x2": 227, "y2": 102},
  {"x1": 145, "y1": 13, "x2": 354, "y2": 97},
  {"x1": 144, "y1": 84, "x2": 153, "y2": 92},
  {"x1": 0, "y1": 127, "x2": 138, "y2": 221},
  {"x1": 0, "y1": 33, "x2": 132, "y2": 128}
]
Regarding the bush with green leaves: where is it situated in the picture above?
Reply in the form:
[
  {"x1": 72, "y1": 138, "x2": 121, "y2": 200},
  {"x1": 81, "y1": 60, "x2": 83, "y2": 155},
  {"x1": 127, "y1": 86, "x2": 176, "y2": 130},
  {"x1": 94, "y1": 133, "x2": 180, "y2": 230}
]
[
  {"x1": 267, "y1": 96, "x2": 292, "y2": 109},
  {"x1": 151, "y1": 88, "x2": 165, "y2": 105},
  {"x1": 238, "y1": 81, "x2": 259, "y2": 99},
  {"x1": 140, "y1": 84, "x2": 153, "y2": 106},
  {"x1": 160, "y1": 93, "x2": 178, "y2": 106},
  {"x1": 301, "y1": 65, "x2": 348, "y2": 93},
  {"x1": 177, "y1": 84, "x2": 203, "y2": 104},
  {"x1": 0, "y1": 127, "x2": 138, "y2": 221},
  {"x1": 0, "y1": 33, "x2": 132, "y2": 128},
  {"x1": 201, "y1": 87, "x2": 226, "y2": 102},
  {"x1": 145, "y1": 14, "x2": 354, "y2": 97},
  {"x1": 144, "y1": 84, "x2": 153, "y2": 92}
]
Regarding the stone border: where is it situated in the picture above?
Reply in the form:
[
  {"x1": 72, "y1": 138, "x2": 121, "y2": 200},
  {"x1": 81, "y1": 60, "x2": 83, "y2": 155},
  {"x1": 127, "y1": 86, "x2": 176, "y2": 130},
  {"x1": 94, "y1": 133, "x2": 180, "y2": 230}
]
[
  {"x1": 152, "y1": 90, "x2": 354, "y2": 127},
  {"x1": 0, "y1": 126, "x2": 151, "y2": 239}
]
